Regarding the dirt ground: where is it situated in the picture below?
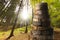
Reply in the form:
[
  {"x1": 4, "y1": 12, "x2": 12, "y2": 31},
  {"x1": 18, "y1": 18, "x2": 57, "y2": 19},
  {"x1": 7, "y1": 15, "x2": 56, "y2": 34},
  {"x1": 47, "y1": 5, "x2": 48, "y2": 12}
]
[
  {"x1": 0, "y1": 31, "x2": 60, "y2": 40},
  {"x1": 54, "y1": 31, "x2": 60, "y2": 40}
]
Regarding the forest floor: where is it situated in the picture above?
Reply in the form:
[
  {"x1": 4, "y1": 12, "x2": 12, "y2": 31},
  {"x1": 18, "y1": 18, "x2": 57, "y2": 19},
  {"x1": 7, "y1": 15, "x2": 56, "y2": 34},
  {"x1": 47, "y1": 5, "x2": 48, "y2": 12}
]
[
  {"x1": 0, "y1": 27, "x2": 60, "y2": 40},
  {"x1": 54, "y1": 27, "x2": 60, "y2": 40}
]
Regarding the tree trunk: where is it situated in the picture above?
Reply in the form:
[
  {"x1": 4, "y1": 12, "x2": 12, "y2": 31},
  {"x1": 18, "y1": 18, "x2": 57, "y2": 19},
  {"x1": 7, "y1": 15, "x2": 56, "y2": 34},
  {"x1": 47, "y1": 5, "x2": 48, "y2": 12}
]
[
  {"x1": 25, "y1": 21, "x2": 28, "y2": 33},
  {"x1": 6, "y1": 0, "x2": 23, "y2": 40},
  {"x1": 31, "y1": 2, "x2": 53, "y2": 40}
]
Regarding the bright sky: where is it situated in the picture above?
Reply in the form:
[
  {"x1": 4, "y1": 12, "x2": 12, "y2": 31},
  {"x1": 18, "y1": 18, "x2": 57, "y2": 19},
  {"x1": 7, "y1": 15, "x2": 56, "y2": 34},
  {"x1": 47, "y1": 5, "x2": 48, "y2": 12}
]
[
  {"x1": 18, "y1": 0, "x2": 32, "y2": 21},
  {"x1": 15, "y1": 0, "x2": 32, "y2": 23}
]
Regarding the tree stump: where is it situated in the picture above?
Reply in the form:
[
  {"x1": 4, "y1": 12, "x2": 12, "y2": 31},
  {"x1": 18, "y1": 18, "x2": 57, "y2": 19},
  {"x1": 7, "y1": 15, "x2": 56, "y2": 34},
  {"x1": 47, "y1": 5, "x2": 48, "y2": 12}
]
[{"x1": 31, "y1": 2, "x2": 53, "y2": 40}]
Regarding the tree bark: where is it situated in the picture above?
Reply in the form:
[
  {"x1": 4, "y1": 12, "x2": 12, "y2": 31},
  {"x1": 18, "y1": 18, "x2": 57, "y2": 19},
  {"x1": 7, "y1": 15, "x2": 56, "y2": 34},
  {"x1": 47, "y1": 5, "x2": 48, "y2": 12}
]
[
  {"x1": 31, "y1": 2, "x2": 53, "y2": 40},
  {"x1": 25, "y1": 21, "x2": 28, "y2": 33},
  {"x1": 6, "y1": 0, "x2": 23, "y2": 40}
]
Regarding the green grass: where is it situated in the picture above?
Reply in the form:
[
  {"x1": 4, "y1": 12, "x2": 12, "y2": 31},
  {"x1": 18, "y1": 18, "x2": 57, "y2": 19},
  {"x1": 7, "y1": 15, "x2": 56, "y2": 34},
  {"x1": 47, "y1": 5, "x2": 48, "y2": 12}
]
[
  {"x1": 0, "y1": 26, "x2": 31, "y2": 39},
  {"x1": 54, "y1": 27, "x2": 60, "y2": 32}
]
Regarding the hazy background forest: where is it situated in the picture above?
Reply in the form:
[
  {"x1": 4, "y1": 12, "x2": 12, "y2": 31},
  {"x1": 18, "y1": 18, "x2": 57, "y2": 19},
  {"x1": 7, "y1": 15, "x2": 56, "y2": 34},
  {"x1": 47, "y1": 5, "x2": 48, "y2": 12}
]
[{"x1": 0, "y1": 0, "x2": 60, "y2": 40}]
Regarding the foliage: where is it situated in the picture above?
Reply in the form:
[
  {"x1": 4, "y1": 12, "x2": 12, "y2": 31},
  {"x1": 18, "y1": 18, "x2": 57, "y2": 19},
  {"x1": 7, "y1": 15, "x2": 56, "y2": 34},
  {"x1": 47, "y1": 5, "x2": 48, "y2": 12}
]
[
  {"x1": 0, "y1": 0, "x2": 60, "y2": 28},
  {"x1": 0, "y1": 0, "x2": 20, "y2": 26}
]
